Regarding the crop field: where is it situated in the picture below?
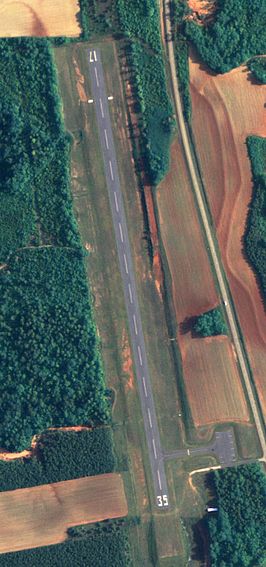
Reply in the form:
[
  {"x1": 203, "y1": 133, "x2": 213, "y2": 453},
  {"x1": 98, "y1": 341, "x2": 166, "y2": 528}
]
[
  {"x1": 0, "y1": 473, "x2": 127, "y2": 554},
  {"x1": 156, "y1": 138, "x2": 249, "y2": 427},
  {"x1": 0, "y1": 0, "x2": 80, "y2": 37},
  {"x1": 189, "y1": 54, "x2": 266, "y2": 416}
]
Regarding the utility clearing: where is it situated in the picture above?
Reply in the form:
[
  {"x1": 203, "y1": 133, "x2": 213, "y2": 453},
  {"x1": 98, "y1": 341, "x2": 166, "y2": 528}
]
[
  {"x1": 0, "y1": 0, "x2": 80, "y2": 37},
  {"x1": 190, "y1": 53, "x2": 266, "y2": 416},
  {"x1": 0, "y1": 474, "x2": 127, "y2": 554}
]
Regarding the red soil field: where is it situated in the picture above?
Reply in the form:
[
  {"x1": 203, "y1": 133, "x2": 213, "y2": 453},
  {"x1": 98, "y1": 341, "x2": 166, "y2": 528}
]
[
  {"x1": 0, "y1": 473, "x2": 127, "y2": 554},
  {"x1": 156, "y1": 138, "x2": 249, "y2": 425},
  {"x1": 189, "y1": 53, "x2": 266, "y2": 417}
]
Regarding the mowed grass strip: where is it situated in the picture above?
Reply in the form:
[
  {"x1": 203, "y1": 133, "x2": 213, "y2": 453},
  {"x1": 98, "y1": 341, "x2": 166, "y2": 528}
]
[
  {"x1": 0, "y1": 473, "x2": 127, "y2": 554},
  {"x1": 0, "y1": 0, "x2": 80, "y2": 37}
]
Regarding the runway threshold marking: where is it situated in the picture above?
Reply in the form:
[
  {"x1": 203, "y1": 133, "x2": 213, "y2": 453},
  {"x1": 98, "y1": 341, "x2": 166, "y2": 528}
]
[
  {"x1": 137, "y1": 345, "x2": 143, "y2": 366},
  {"x1": 152, "y1": 438, "x2": 157, "y2": 459},
  {"x1": 94, "y1": 66, "x2": 99, "y2": 87},
  {"x1": 133, "y1": 314, "x2": 138, "y2": 335},
  {"x1": 114, "y1": 192, "x2": 119, "y2": 212},
  {"x1": 104, "y1": 129, "x2": 109, "y2": 149},
  {"x1": 142, "y1": 376, "x2": 148, "y2": 397}
]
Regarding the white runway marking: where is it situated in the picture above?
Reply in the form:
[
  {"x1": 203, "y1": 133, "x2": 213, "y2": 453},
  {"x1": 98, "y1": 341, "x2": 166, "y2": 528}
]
[
  {"x1": 157, "y1": 470, "x2": 162, "y2": 490},
  {"x1": 137, "y1": 345, "x2": 143, "y2": 366},
  {"x1": 187, "y1": 449, "x2": 190, "y2": 456},
  {"x1": 152, "y1": 438, "x2": 157, "y2": 459},
  {"x1": 104, "y1": 129, "x2": 109, "y2": 149},
  {"x1": 124, "y1": 253, "x2": 129, "y2": 274},
  {"x1": 114, "y1": 192, "x2": 119, "y2": 212},
  {"x1": 100, "y1": 98, "x2": 104, "y2": 118},
  {"x1": 128, "y1": 283, "x2": 133, "y2": 304},
  {"x1": 133, "y1": 314, "x2": 138, "y2": 335},
  {"x1": 94, "y1": 66, "x2": 99, "y2": 86},
  {"x1": 147, "y1": 408, "x2": 152, "y2": 428},
  {"x1": 109, "y1": 160, "x2": 114, "y2": 180},
  {"x1": 119, "y1": 222, "x2": 124, "y2": 242},
  {"x1": 142, "y1": 376, "x2": 147, "y2": 397},
  {"x1": 94, "y1": 50, "x2": 97, "y2": 61}
]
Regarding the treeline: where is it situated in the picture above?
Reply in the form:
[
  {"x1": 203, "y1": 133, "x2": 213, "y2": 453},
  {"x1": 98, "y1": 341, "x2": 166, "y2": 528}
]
[
  {"x1": 0, "y1": 248, "x2": 109, "y2": 451},
  {"x1": 0, "y1": 428, "x2": 116, "y2": 492},
  {"x1": 185, "y1": 0, "x2": 266, "y2": 73},
  {"x1": 0, "y1": 38, "x2": 80, "y2": 262},
  {"x1": 172, "y1": 0, "x2": 191, "y2": 121},
  {"x1": 115, "y1": 0, "x2": 174, "y2": 185},
  {"x1": 208, "y1": 463, "x2": 266, "y2": 566},
  {"x1": 247, "y1": 57, "x2": 266, "y2": 84},
  {"x1": 0, "y1": 521, "x2": 133, "y2": 567},
  {"x1": 194, "y1": 306, "x2": 228, "y2": 337},
  {"x1": 244, "y1": 136, "x2": 266, "y2": 305}
]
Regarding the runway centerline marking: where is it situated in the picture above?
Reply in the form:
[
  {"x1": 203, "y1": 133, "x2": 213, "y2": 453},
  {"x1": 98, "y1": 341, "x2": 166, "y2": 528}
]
[
  {"x1": 119, "y1": 222, "x2": 124, "y2": 242},
  {"x1": 157, "y1": 469, "x2": 162, "y2": 490},
  {"x1": 100, "y1": 98, "x2": 104, "y2": 118},
  {"x1": 104, "y1": 129, "x2": 109, "y2": 149},
  {"x1": 123, "y1": 253, "x2": 129, "y2": 274},
  {"x1": 152, "y1": 438, "x2": 157, "y2": 459},
  {"x1": 133, "y1": 314, "x2": 138, "y2": 335},
  {"x1": 142, "y1": 376, "x2": 147, "y2": 397},
  {"x1": 128, "y1": 283, "x2": 133, "y2": 304},
  {"x1": 114, "y1": 192, "x2": 119, "y2": 212},
  {"x1": 147, "y1": 408, "x2": 152, "y2": 428},
  {"x1": 138, "y1": 345, "x2": 143, "y2": 366},
  {"x1": 94, "y1": 66, "x2": 99, "y2": 87},
  {"x1": 109, "y1": 160, "x2": 114, "y2": 180}
]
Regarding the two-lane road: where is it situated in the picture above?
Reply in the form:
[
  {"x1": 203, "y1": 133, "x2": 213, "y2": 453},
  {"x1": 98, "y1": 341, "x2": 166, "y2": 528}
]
[{"x1": 88, "y1": 48, "x2": 169, "y2": 509}]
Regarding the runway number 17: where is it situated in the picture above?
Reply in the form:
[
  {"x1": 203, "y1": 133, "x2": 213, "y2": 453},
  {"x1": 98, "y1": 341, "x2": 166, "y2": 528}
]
[
  {"x1": 157, "y1": 495, "x2": 168, "y2": 507},
  {"x1": 89, "y1": 50, "x2": 97, "y2": 63}
]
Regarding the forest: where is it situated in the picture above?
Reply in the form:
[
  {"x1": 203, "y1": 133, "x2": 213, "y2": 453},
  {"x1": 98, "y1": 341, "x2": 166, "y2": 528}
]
[
  {"x1": 0, "y1": 428, "x2": 116, "y2": 492},
  {"x1": 172, "y1": 0, "x2": 191, "y2": 120},
  {"x1": 244, "y1": 136, "x2": 266, "y2": 304},
  {"x1": 115, "y1": 0, "x2": 174, "y2": 185},
  {"x1": 194, "y1": 307, "x2": 228, "y2": 337},
  {"x1": 0, "y1": 521, "x2": 133, "y2": 567},
  {"x1": 247, "y1": 57, "x2": 266, "y2": 84},
  {"x1": 208, "y1": 463, "x2": 266, "y2": 566},
  {"x1": 185, "y1": 0, "x2": 266, "y2": 73}
]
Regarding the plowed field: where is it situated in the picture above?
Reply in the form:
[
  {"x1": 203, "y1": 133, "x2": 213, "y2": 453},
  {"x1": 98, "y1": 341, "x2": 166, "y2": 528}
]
[
  {"x1": 157, "y1": 138, "x2": 249, "y2": 426},
  {"x1": 190, "y1": 53, "x2": 266, "y2": 416},
  {"x1": 0, "y1": 0, "x2": 80, "y2": 37},
  {"x1": 0, "y1": 473, "x2": 127, "y2": 554}
]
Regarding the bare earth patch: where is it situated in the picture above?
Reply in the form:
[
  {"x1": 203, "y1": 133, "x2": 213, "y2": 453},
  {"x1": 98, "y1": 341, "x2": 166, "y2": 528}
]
[
  {"x1": 0, "y1": 474, "x2": 127, "y2": 554},
  {"x1": 190, "y1": 53, "x2": 266, "y2": 416},
  {"x1": 0, "y1": 0, "x2": 80, "y2": 37}
]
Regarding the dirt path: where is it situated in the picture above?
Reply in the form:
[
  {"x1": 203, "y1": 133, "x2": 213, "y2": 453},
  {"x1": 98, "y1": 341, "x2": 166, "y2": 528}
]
[{"x1": 161, "y1": 0, "x2": 266, "y2": 460}]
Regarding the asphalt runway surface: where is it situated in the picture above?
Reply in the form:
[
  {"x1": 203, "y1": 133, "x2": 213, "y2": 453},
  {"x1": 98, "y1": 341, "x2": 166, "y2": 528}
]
[{"x1": 88, "y1": 48, "x2": 169, "y2": 509}]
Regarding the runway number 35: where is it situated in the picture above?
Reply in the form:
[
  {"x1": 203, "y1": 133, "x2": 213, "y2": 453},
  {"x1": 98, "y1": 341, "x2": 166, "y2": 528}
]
[{"x1": 157, "y1": 495, "x2": 168, "y2": 507}]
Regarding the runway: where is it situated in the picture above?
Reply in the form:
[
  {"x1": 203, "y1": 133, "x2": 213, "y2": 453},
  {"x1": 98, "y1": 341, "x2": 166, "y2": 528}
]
[{"x1": 88, "y1": 48, "x2": 169, "y2": 509}]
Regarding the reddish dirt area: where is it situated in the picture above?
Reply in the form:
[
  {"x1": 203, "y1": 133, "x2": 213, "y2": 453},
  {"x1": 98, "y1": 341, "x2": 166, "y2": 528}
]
[
  {"x1": 187, "y1": 0, "x2": 216, "y2": 24},
  {"x1": 122, "y1": 329, "x2": 135, "y2": 393},
  {"x1": 0, "y1": 473, "x2": 127, "y2": 554},
  {"x1": 189, "y1": 54, "x2": 266, "y2": 416},
  {"x1": 156, "y1": 137, "x2": 249, "y2": 425}
]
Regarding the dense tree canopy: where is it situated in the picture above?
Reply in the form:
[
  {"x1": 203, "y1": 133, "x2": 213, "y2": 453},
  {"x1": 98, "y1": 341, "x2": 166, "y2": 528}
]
[
  {"x1": 194, "y1": 306, "x2": 228, "y2": 337},
  {"x1": 247, "y1": 57, "x2": 266, "y2": 84},
  {"x1": 208, "y1": 463, "x2": 266, "y2": 566}
]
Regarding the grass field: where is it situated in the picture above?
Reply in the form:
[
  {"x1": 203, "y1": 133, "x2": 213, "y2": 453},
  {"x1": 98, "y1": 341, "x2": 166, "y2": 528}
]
[
  {"x1": 0, "y1": 474, "x2": 127, "y2": 554},
  {"x1": 0, "y1": 0, "x2": 80, "y2": 37},
  {"x1": 156, "y1": 136, "x2": 250, "y2": 429},
  {"x1": 190, "y1": 53, "x2": 266, "y2": 419}
]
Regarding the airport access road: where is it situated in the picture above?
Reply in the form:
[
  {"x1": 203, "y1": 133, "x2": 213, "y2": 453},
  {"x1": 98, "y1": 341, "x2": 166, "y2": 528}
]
[{"x1": 88, "y1": 48, "x2": 169, "y2": 510}]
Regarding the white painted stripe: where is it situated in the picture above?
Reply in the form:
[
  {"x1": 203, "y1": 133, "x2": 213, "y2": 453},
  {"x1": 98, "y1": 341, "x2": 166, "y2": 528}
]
[
  {"x1": 128, "y1": 283, "x2": 133, "y2": 304},
  {"x1": 142, "y1": 376, "x2": 147, "y2": 397},
  {"x1": 94, "y1": 66, "x2": 99, "y2": 87},
  {"x1": 114, "y1": 192, "x2": 119, "y2": 212},
  {"x1": 94, "y1": 50, "x2": 97, "y2": 61},
  {"x1": 119, "y1": 222, "x2": 124, "y2": 242},
  {"x1": 133, "y1": 314, "x2": 138, "y2": 335},
  {"x1": 152, "y1": 438, "x2": 157, "y2": 459},
  {"x1": 109, "y1": 160, "x2": 114, "y2": 180},
  {"x1": 147, "y1": 408, "x2": 152, "y2": 428},
  {"x1": 124, "y1": 253, "x2": 129, "y2": 274},
  {"x1": 104, "y1": 129, "x2": 109, "y2": 149},
  {"x1": 157, "y1": 469, "x2": 162, "y2": 490},
  {"x1": 100, "y1": 98, "x2": 104, "y2": 118},
  {"x1": 187, "y1": 448, "x2": 190, "y2": 456},
  {"x1": 138, "y1": 345, "x2": 143, "y2": 366}
]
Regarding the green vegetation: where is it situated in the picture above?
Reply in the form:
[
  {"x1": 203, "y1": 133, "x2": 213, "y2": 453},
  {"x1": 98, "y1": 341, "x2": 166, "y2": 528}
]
[
  {"x1": 194, "y1": 306, "x2": 228, "y2": 337},
  {"x1": 245, "y1": 136, "x2": 266, "y2": 304},
  {"x1": 0, "y1": 521, "x2": 133, "y2": 567},
  {"x1": 247, "y1": 57, "x2": 266, "y2": 84},
  {"x1": 0, "y1": 428, "x2": 116, "y2": 492},
  {"x1": 208, "y1": 463, "x2": 266, "y2": 567},
  {"x1": 185, "y1": 0, "x2": 266, "y2": 73},
  {"x1": 0, "y1": 248, "x2": 109, "y2": 451},
  {"x1": 116, "y1": 0, "x2": 174, "y2": 185},
  {"x1": 172, "y1": 0, "x2": 191, "y2": 121}
]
